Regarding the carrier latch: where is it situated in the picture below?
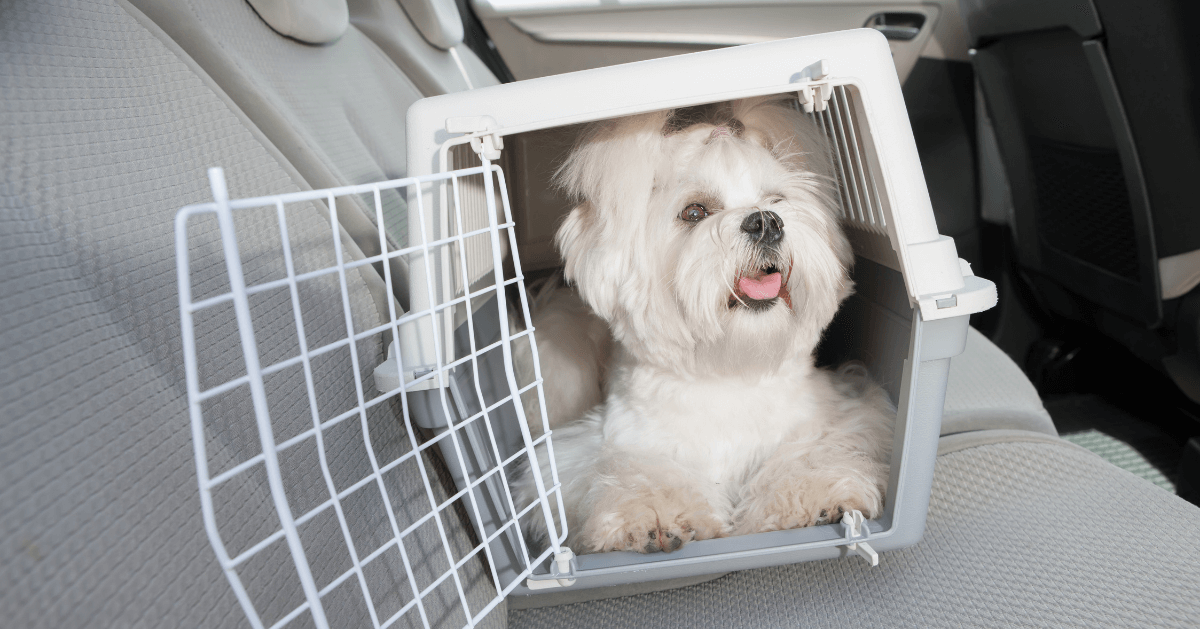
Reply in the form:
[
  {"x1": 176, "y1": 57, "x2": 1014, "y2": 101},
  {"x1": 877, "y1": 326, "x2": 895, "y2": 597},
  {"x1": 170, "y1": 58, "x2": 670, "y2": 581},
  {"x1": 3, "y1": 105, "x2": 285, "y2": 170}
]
[
  {"x1": 373, "y1": 339, "x2": 443, "y2": 393},
  {"x1": 796, "y1": 59, "x2": 834, "y2": 113},
  {"x1": 525, "y1": 548, "x2": 578, "y2": 590},
  {"x1": 840, "y1": 510, "x2": 879, "y2": 567},
  {"x1": 446, "y1": 115, "x2": 504, "y2": 161}
]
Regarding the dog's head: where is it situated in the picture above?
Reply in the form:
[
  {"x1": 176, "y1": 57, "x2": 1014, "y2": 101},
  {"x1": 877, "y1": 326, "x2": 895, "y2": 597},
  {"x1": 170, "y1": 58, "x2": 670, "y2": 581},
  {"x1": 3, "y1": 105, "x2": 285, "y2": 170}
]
[{"x1": 555, "y1": 97, "x2": 852, "y2": 372}]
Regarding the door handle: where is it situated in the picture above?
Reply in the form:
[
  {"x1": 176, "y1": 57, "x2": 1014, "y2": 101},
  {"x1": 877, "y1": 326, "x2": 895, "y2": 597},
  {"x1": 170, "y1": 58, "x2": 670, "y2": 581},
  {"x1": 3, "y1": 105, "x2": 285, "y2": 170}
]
[{"x1": 864, "y1": 12, "x2": 926, "y2": 41}]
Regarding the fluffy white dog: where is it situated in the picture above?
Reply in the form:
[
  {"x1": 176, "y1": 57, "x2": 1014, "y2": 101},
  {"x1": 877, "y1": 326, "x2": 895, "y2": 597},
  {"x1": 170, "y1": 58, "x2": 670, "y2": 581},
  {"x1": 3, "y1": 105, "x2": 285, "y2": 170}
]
[{"x1": 518, "y1": 97, "x2": 893, "y2": 554}]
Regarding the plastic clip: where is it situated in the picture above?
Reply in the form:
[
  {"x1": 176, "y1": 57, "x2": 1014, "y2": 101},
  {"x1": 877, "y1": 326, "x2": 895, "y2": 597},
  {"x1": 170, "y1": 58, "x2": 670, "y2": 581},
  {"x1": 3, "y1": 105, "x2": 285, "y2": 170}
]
[
  {"x1": 796, "y1": 59, "x2": 834, "y2": 113},
  {"x1": 525, "y1": 548, "x2": 577, "y2": 590},
  {"x1": 840, "y1": 509, "x2": 879, "y2": 567},
  {"x1": 446, "y1": 115, "x2": 504, "y2": 161}
]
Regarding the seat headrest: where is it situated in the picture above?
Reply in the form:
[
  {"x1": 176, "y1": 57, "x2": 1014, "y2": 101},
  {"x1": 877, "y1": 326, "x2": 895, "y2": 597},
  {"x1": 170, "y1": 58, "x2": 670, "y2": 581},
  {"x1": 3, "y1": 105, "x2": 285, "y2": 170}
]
[
  {"x1": 247, "y1": 0, "x2": 349, "y2": 45},
  {"x1": 398, "y1": 0, "x2": 464, "y2": 50}
]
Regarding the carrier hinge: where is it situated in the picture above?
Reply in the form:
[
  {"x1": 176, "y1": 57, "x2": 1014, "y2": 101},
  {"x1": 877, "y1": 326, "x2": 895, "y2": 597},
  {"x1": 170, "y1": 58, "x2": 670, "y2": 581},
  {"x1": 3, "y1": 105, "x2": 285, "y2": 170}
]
[
  {"x1": 525, "y1": 548, "x2": 577, "y2": 590},
  {"x1": 446, "y1": 115, "x2": 504, "y2": 161},
  {"x1": 840, "y1": 509, "x2": 879, "y2": 566},
  {"x1": 796, "y1": 59, "x2": 834, "y2": 113}
]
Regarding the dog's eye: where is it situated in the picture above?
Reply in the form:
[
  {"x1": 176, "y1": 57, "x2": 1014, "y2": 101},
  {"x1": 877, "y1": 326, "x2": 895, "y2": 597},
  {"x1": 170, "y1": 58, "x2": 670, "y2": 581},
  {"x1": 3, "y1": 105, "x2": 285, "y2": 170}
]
[
  {"x1": 768, "y1": 195, "x2": 785, "y2": 205},
  {"x1": 681, "y1": 203, "x2": 709, "y2": 222}
]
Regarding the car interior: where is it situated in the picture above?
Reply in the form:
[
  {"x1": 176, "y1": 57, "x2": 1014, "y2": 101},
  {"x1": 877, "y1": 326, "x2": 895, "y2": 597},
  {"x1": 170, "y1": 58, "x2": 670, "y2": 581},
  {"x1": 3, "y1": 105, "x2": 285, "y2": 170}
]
[{"x1": 2, "y1": 0, "x2": 1199, "y2": 627}]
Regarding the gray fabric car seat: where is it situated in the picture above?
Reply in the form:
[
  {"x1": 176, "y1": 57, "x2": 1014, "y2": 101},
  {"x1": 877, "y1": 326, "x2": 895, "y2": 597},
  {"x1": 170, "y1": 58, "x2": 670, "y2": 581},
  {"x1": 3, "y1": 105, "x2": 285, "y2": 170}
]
[
  {"x1": 0, "y1": 0, "x2": 502, "y2": 627},
  {"x1": 509, "y1": 433, "x2": 1200, "y2": 627},
  {"x1": 348, "y1": 0, "x2": 500, "y2": 96}
]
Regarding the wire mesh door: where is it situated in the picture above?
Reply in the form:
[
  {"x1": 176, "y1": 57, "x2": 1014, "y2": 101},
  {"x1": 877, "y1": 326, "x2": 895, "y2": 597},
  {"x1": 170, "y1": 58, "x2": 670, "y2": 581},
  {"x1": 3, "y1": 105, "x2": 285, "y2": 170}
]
[{"x1": 175, "y1": 163, "x2": 566, "y2": 629}]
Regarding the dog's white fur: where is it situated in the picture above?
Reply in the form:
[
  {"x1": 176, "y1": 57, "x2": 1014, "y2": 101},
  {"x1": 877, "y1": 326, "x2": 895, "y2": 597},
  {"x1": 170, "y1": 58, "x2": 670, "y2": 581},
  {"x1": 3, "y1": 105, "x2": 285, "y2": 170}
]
[
  {"x1": 515, "y1": 276, "x2": 613, "y2": 437},
  {"x1": 517, "y1": 97, "x2": 893, "y2": 554}
]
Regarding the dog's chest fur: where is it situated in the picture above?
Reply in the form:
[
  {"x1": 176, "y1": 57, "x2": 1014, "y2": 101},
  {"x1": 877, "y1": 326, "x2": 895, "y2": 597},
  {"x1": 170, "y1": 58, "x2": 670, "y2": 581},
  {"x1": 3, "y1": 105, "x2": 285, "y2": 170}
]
[{"x1": 603, "y1": 355, "x2": 823, "y2": 485}]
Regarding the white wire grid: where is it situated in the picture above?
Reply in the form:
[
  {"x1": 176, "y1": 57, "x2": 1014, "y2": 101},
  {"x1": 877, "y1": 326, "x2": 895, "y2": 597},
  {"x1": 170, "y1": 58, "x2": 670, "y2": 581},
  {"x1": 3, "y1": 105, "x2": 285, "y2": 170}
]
[
  {"x1": 810, "y1": 84, "x2": 889, "y2": 235},
  {"x1": 175, "y1": 163, "x2": 567, "y2": 629}
]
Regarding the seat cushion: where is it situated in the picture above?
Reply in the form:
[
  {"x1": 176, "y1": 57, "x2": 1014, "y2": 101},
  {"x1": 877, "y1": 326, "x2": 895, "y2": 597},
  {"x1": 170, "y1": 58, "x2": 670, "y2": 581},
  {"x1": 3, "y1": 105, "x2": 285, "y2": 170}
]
[
  {"x1": 942, "y1": 326, "x2": 1056, "y2": 436},
  {"x1": 509, "y1": 432, "x2": 1200, "y2": 628}
]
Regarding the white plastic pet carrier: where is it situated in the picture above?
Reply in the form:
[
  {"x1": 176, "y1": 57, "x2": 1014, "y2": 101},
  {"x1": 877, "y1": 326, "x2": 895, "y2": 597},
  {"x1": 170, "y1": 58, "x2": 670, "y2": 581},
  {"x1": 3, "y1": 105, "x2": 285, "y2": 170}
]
[{"x1": 176, "y1": 28, "x2": 995, "y2": 628}]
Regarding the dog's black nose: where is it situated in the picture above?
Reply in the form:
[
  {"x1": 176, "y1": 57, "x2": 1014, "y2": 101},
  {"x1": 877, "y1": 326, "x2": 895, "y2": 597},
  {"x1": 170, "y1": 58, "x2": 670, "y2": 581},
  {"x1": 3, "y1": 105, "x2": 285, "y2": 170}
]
[{"x1": 741, "y1": 210, "x2": 784, "y2": 244}]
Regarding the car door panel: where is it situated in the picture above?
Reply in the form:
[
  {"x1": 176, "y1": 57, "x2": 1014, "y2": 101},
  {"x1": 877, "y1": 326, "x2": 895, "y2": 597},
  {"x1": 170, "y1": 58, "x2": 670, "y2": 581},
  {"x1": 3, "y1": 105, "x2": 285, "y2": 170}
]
[{"x1": 472, "y1": 0, "x2": 968, "y2": 83}]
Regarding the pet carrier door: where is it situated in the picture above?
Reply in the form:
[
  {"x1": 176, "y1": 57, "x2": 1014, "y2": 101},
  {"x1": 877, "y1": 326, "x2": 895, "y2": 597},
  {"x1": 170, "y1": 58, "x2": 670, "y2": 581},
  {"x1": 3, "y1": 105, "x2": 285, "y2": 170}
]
[{"x1": 176, "y1": 161, "x2": 566, "y2": 629}]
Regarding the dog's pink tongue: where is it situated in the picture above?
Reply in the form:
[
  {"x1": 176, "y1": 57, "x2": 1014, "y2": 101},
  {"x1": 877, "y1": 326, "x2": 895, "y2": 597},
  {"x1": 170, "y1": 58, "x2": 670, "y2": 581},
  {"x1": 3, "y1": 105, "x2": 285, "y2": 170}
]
[{"x1": 738, "y1": 272, "x2": 782, "y2": 300}]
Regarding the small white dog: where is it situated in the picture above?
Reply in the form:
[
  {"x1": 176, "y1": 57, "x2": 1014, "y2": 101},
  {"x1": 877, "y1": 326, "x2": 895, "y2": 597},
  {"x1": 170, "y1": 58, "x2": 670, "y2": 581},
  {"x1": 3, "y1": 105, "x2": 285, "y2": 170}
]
[{"x1": 518, "y1": 97, "x2": 893, "y2": 554}]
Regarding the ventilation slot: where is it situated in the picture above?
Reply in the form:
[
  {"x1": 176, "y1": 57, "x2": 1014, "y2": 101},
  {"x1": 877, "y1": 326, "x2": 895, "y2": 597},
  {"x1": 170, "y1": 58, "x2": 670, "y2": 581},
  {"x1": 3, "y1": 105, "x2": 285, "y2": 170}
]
[
  {"x1": 449, "y1": 144, "x2": 507, "y2": 296},
  {"x1": 810, "y1": 85, "x2": 887, "y2": 236}
]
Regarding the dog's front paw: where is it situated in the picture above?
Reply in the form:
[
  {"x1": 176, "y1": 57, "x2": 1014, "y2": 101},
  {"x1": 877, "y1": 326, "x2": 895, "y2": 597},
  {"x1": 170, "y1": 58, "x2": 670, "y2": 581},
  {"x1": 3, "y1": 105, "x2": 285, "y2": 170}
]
[
  {"x1": 581, "y1": 493, "x2": 725, "y2": 553},
  {"x1": 734, "y1": 472, "x2": 884, "y2": 535},
  {"x1": 607, "y1": 513, "x2": 693, "y2": 554}
]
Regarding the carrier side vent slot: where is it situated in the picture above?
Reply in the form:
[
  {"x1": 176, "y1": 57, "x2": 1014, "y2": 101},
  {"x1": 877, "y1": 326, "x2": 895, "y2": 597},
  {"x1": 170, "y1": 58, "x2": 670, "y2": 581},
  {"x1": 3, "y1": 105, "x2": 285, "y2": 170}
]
[
  {"x1": 449, "y1": 143, "x2": 507, "y2": 296},
  {"x1": 809, "y1": 86, "x2": 888, "y2": 237}
]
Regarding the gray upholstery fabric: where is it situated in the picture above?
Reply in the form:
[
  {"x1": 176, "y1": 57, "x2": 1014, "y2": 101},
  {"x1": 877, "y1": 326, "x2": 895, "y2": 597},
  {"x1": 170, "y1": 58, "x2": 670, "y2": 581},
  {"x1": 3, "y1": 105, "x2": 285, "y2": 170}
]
[
  {"x1": 509, "y1": 437, "x2": 1200, "y2": 628},
  {"x1": 246, "y1": 0, "x2": 350, "y2": 44},
  {"x1": 0, "y1": 0, "x2": 502, "y2": 627},
  {"x1": 129, "y1": 0, "x2": 420, "y2": 243},
  {"x1": 397, "y1": 0, "x2": 464, "y2": 50},
  {"x1": 937, "y1": 428, "x2": 1070, "y2": 455},
  {"x1": 130, "y1": 0, "x2": 422, "y2": 305},
  {"x1": 349, "y1": 0, "x2": 499, "y2": 96},
  {"x1": 942, "y1": 326, "x2": 1056, "y2": 436}
]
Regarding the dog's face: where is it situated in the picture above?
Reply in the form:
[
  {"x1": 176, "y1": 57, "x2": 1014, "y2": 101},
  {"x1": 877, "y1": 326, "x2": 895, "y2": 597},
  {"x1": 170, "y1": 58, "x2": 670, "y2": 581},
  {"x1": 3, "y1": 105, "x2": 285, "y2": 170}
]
[{"x1": 555, "y1": 98, "x2": 853, "y2": 373}]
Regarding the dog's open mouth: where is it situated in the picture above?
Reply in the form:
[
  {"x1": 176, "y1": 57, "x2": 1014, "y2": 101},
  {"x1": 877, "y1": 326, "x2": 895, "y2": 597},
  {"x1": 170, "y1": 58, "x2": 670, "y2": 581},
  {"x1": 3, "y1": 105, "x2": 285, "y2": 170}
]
[{"x1": 729, "y1": 264, "x2": 792, "y2": 311}]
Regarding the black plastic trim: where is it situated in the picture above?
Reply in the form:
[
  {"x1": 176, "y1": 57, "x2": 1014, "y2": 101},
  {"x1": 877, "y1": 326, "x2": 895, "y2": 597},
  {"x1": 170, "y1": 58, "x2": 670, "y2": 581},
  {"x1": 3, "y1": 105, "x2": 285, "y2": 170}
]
[
  {"x1": 456, "y1": 0, "x2": 515, "y2": 83},
  {"x1": 961, "y1": 0, "x2": 1102, "y2": 46}
]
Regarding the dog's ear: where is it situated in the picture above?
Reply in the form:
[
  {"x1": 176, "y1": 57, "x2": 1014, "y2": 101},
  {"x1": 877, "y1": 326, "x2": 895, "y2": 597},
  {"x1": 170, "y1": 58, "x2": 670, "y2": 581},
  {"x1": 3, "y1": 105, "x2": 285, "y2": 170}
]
[
  {"x1": 555, "y1": 201, "x2": 595, "y2": 284},
  {"x1": 555, "y1": 201, "x2": 624, "y2": 321},
  {"x1": 555, "y1": 111, "x2": 669, "y2": 206},
  {"x1": 552, "y1": 112, "x2": 670, "y2": 322}
]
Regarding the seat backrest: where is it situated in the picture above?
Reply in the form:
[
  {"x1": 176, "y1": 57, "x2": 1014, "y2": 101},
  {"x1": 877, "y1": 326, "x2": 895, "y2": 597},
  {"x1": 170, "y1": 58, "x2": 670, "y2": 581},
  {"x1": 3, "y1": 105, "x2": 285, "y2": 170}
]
[
  {"x1": 128, "y1": 0, "x2": 440, "y2": 310},
  {"x1": 963, "y1": 0, "x2": 1200, "y2": 325},
  {"x1": 349, "y1": 0, "x2": 500, "y2": 96},
  {"x1": 0, "y1": 0, "x2": 503, "y2": 627},
  {"x1": 130, "y1": 0, "x2": 511, "y2": 313}
]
